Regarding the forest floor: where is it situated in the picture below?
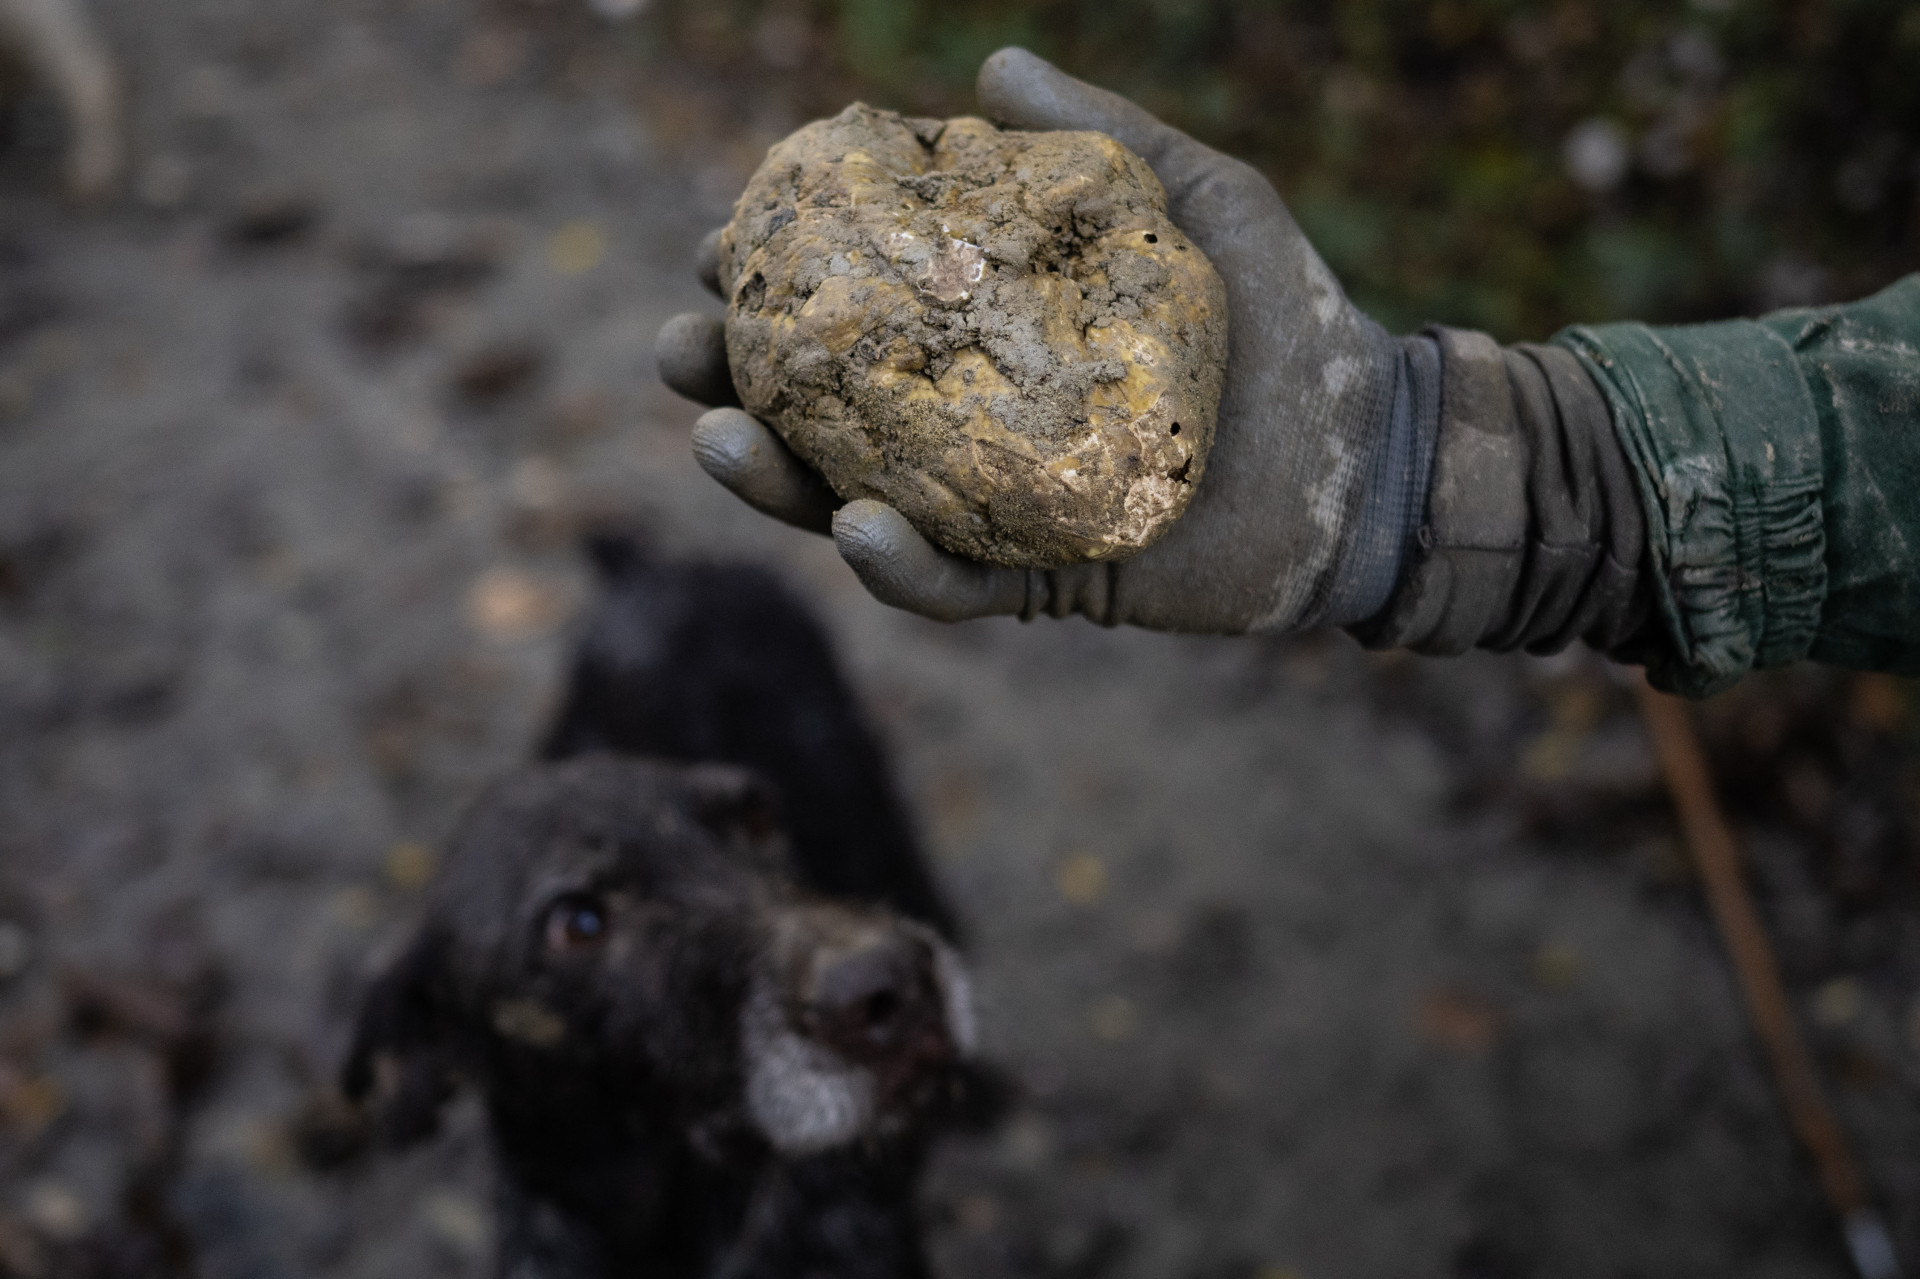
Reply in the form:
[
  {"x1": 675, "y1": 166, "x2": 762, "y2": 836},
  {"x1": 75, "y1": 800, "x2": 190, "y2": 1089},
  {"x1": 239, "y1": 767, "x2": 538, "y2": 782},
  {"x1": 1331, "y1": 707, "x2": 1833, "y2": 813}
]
[{"x1": 0, "y1": 2, "x2": 1917, "y2": 1277}]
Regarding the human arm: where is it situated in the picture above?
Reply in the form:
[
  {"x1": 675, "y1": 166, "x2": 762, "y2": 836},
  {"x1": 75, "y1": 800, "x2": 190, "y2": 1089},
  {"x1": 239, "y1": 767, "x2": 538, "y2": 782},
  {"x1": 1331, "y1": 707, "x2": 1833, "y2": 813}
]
[
  {"x1": 1554, "y1": 276, "x2": 1920, "y2": 695},
  {"x1": 658, "y1": 49, "x2": 1920, "y2": 697}
]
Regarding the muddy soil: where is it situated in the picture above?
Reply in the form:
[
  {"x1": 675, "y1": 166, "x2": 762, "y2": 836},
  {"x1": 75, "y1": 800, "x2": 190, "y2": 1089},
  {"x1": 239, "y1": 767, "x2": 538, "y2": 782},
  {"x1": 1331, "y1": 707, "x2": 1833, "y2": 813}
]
[{"x1": 0, "y1": 3, "x2": 1915, "y2": 1278}]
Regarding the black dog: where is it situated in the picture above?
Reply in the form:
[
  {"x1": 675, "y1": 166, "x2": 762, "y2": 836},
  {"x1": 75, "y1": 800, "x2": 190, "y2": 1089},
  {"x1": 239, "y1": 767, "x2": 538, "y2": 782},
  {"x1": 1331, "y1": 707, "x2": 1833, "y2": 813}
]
[
  {"x1": 541, "y1": 536, "x2": 956, "y2": 941},
  {"x1": 344, "y1": 543, "x2": 980, "y2": 1278}
]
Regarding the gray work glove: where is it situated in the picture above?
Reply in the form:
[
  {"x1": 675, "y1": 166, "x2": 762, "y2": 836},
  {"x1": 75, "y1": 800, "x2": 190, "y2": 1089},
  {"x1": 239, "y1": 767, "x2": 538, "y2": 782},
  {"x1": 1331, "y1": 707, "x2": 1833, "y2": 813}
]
[{"x1": 658, "y1": 47, "x2": 1435, "y2": 632}]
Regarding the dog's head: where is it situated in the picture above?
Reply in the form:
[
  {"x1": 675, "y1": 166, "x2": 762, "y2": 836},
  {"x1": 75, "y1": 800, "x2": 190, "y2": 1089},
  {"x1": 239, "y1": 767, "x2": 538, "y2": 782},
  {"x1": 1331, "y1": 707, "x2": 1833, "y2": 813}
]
[{"x1": 342, "y1": 756, "x2": 973, "y2": 1159}]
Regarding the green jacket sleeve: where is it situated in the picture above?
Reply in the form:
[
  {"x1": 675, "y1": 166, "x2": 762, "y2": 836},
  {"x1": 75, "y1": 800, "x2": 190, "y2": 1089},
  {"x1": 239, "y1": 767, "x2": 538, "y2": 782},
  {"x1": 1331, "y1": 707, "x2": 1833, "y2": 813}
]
[{"x1": 1555, "y1": 274, "x2": 1920, "y2": 697}]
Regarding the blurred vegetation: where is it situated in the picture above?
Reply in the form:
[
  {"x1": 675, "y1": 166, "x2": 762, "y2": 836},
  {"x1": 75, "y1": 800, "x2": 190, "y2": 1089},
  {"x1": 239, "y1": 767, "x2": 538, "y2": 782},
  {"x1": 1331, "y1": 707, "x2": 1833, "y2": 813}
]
[{"x1": 646, "y1": 0, "x2": 1920, "y2": 340}]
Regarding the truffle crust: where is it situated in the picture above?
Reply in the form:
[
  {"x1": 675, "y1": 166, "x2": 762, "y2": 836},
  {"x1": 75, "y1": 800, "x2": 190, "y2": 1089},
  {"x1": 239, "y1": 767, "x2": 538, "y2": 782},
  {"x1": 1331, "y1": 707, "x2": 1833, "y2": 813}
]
[{"x1": 719, "y1": 105, "x2": 1228, "y2": 568}]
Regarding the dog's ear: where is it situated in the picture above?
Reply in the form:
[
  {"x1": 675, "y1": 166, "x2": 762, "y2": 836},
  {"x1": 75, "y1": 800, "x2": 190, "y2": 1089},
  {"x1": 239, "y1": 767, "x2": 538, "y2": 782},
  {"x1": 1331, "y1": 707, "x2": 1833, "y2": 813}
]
[
  {"x1": 681, "y1": 764, "x2": 788, "y2": 864},
  {"x1": 340, "y1": 924, "x2": 462, "y2": 1147}
]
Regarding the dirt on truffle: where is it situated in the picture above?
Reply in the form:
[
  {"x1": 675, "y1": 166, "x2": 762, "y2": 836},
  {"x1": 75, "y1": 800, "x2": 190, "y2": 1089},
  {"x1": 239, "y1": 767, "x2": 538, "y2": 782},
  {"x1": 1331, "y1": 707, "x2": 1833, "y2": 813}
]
[{"x1": 718, "y1": 105, "x2": 1228, "y2": 569}]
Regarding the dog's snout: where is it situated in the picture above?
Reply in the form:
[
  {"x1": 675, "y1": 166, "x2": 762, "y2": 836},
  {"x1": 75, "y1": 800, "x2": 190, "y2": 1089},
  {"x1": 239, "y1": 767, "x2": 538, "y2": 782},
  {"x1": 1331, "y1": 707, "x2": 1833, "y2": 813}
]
[{"x1": 802, "y1": 929, "x2": 954, "y2": 1078}]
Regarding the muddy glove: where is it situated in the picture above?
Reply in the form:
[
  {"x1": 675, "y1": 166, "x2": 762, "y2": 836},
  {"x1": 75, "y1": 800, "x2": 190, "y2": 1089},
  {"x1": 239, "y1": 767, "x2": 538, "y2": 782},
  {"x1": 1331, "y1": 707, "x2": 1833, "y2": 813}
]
[
  {"x1": 659, "y1": 49, "x2": 1650, "y2": 652},
  {"x1": 658, "y1": 48, "x2": 1429, "y2": 632}
]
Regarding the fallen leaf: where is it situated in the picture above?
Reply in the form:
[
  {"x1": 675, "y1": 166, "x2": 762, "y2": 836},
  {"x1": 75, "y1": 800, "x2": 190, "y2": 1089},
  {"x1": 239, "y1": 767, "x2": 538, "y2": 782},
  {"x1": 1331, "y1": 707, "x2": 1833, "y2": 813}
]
[
  {"x1": 0, "y1": 1070, "x2": 64, "y2": 1133},
  {"x1": 1416, "y1": 986, "x2": 1500, "y2": 1053},
  {"x1": 1850, "y1": 673, "x2": 1907, "y2": 734},
  {"x1": 1056, "y1": 852, "x2": 1108, "y2": 905},
  {"x1": 548, "y1": 221, "x2": 606, "y2": 276},
  {"x1": 467, "y1": 566, "x2": 572, "y2": 642}
]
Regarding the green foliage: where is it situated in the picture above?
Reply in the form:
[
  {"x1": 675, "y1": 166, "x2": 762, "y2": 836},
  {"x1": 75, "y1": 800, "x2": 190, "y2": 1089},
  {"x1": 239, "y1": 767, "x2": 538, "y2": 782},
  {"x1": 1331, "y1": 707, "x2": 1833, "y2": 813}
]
[{"x1": 655, "y1": 0, "x2": 1920, "y2": 340}]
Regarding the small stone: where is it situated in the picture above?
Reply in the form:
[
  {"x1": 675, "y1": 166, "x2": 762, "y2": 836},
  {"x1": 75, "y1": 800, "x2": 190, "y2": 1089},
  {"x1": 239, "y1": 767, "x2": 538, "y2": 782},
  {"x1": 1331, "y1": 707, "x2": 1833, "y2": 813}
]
[
  {"x1": 1814, "y1": 977, "x2": 1862, "y2": 1028},
  {"x1": 720, "y1": 105, "x2": 1228, "y2": 567},
  {"x1": 23, "y1": 1181, "x2": 85, "y2": 1241}
]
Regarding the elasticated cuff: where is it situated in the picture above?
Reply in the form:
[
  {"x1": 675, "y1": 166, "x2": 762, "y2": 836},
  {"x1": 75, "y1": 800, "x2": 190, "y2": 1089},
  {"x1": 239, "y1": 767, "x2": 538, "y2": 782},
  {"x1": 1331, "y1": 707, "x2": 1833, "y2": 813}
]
[
  {"x1": 1351, "y1": 328, "x2": 1526, "y2": 653},
  {"x1": 1349, "y1": 328, "x2": 1648, "y2": 659},
  {"x1": 1555, "y1": 320, "x2": 1826, "y2": 698},
  {"x1": 1319, "y1": 335, "x2": 1441, "y2": 627}
]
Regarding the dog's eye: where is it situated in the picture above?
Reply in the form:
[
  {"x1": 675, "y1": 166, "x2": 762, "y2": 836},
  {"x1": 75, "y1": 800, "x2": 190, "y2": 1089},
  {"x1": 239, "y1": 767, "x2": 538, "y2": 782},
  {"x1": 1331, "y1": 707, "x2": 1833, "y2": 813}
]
[
  {"x1": 861, "y1": 989, "x2": 901, "y2": 1032},
  {"x1": 544, "y1": 895, "x2": 607, "y2": 951}
]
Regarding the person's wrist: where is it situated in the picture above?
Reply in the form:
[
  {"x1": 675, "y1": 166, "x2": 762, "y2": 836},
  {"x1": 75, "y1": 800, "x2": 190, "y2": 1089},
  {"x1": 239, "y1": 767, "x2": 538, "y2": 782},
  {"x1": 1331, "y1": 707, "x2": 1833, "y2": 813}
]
[{"x1": 1318, "y1": 332, "x2": 1443, "y2": 627}]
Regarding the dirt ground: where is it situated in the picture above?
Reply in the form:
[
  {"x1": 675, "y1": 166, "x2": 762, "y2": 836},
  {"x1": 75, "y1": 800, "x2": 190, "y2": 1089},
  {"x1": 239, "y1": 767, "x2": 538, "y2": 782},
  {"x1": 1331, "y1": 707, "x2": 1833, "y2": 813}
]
[{"x1": 0, "y1": 2, "x2": 1917, "y2": 1277}]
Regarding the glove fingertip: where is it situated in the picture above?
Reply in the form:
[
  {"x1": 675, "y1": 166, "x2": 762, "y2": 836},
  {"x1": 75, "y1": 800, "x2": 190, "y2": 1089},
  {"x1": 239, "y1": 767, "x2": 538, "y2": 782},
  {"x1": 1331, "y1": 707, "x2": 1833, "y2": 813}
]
[
  {"x1": 692, "y1": 409, "x2": 838, "y2": 534},
  {"x1": 975, "y1": 46, "x2": 1229, "y2": 215},
  {"x1": 830, "y1": 500, "x2": 919, "y2": 576},
  {"x1": 832, "y1": 501, "x2": 1023, "y2": 622},
  {"x1": 688, "y1": 407, "x2": 762, "y2": 478},
  {"x1": 696, "y1": 227, "x2": 725, "y2": 298},
  {"x1": 656, "y1": 313, "x2": 739, "y2": 408},
  {"x1": 976, "y1": 47, "x2": 1076, "y2": 131}
]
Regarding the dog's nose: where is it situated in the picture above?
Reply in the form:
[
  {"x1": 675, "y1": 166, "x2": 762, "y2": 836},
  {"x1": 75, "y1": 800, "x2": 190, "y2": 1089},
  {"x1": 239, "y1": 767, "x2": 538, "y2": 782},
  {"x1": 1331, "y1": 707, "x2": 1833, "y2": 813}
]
[{"x1": 801, "y1": 929, "x2": 955, "y2": 1085}]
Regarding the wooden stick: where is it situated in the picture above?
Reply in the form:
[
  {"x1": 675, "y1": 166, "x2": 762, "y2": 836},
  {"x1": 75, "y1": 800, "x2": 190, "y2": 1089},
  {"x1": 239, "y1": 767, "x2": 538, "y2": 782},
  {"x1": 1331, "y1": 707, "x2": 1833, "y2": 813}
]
[{"x1": 1634, "y1": 677, "x2": 1899, "y2": 1279}]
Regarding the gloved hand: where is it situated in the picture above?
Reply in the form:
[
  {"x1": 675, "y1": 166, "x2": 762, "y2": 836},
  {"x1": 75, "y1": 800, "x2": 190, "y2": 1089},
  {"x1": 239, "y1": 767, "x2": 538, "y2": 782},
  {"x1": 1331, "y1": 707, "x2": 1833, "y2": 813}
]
[{"x1": 657, "y1": 47, "x2": 1437, "y2": 632}]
